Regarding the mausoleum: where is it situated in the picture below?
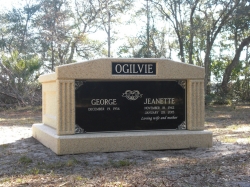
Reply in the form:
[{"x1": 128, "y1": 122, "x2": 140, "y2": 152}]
[{"x1": 32, "y1": 58, "x2": 212, "y2": 155}]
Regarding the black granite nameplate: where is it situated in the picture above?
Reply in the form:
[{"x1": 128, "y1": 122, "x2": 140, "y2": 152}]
[
  {"x1": 112, "y1": 62, "x2": 156, "y2": 75},
  {"x1": 75, "y1": 81, "x2": 186, "y2": 132}
]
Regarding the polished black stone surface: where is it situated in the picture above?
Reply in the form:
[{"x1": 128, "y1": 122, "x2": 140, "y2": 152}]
[{"x1": 75, "y1": 81, "x2": 186, "y2": 132}]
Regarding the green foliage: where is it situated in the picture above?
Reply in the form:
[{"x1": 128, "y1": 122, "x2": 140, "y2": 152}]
[
  {"x1": 118, "y1": 27, "x2": 168, "y2": 58},
  {"x1": 19, "y1": 155, "x2": 33, "y2": 164},
  {"x1": 205, "y1": 93, "x2": 232, "y2": 105},
  {"x1": 211, "y1": 57, "x2": 243, "y2": 83},
  {"x1": 0, "y1": 0, "x2": 249, "y2": 104},
  {"x1": 45, "y1": 162, "x2": 65, "y2": 170},
  {"x1": 211, "y1": 59, "x2": 227, "y2": 82},
  {"x1": 0, "y1": 50, "x2": 42, "y2": 106},
  {"x1": 231, "y1": 78, "x2": 250, "y2": 102},
  {"x1": 66, "y1": 158, "x2": 80, "y2": 167},
  {"x1": 213, "y1": 95, "x2": 232, "y2": 105},
  {"x1": 2, "y1": 50, "x2": 41, "y2": 81},
  {"x1": 107, "y1": 159, "x2": 135, "y2": 168},
  {"x1": 208, "y1": 72, "x2": 250, "y2": 105},
  {"x1": 1, "y1": 144, "x2": 9, "y2": 149},
  {"x1": 205, "y1": 94, "x2": 214, "y2": 105},
  {"x1": 26, "y1": 167, "x2": 44, "y2": 175}
]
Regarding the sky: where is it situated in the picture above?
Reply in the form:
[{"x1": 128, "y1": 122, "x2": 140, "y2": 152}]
[
  {"x1": 0, "y1": 0, "x2": 20, "y2": 11},
  {"x1": 0, "y1": 0, "x2": 142, "y2": 57},
  {"x1": 0, "y1": 0, "x2": 181, "y2": 61}
]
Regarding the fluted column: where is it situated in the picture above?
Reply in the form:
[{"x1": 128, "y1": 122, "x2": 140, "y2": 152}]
[
  {"x1": 57, "y1": 80, "x2": 75, "y2": 135},
  {"x1": 187, "y1": 80, "x2": 205, "y2": 130}
]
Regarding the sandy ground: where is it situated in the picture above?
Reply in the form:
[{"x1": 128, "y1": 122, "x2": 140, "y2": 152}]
[{"x1": 0, "y1": 106, "x2": 250, "y2": 187}]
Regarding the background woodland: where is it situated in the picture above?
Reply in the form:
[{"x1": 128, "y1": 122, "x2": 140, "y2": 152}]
[{"x1": 0, "y1": 0, "x2": 250, "y2": 107}]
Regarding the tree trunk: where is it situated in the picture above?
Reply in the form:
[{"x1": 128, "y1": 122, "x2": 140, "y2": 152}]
[
  {"x1": 204, "y1": 54, "x2": 210, "y2": 95},
  {"x1": 188, "y1": 0, "x2": 199, "y2": 64},
  {"x1": 204, "y1": 32, "x2": 212, "y2": 95},
  {"x1": 107, "y1": 11, "x2": 111, "y2": 57},
  {"x1": 66, "y1": 40, "x2": 76, "y2": 64},
  {"x1": 189, "y1": 32, "x2": 194, "y2": 64},
  {"x1": 179, "y1": 37, "x2": 185, "y2": 63},
  {"x1": 221, "y1": 35, "x2": 250, "y2": 93},
  {"x1": 51, "y1": 41, "x2": 55, "y2": 71},
  {"x1": 146, "y1": 0, "x2": 150, "y2": 57},
  {"x1": 176, "y1": 31, "x2": 185, "y2": 63}
]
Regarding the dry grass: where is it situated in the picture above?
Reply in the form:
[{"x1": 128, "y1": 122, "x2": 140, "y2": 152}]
[
  {"x1": 205, "y1": 105, "x2": 250, "y2": 144},
  {"x1": 0, "y1": 105, "x2": 250, "y2": 187},
  {"x1": 0, "y1": 106, "x2": 42, "y2": 126}
]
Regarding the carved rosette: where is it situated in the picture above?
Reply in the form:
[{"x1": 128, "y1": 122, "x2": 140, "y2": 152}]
[
  {"x1": 75, "y1": 124, "x2": 85, "y2": 134},
  {"x1": 178, "y1": 121, "x2": 186, "y2": 130},
  {"x1": 177, "y1": 80, "x2": 186, "y2": 90},
  {"x1": 75, "y1": 80, "x2": 84, "y2": 91}
]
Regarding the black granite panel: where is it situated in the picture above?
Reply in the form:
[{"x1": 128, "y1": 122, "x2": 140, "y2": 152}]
[{"x1": 75, "y1": 81, "x2": 186, "y2": 132}]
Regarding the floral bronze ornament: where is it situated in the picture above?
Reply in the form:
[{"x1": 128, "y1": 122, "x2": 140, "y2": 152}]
[{"x1": 122, "y1": 90, "x2": 143, "y2": 101}]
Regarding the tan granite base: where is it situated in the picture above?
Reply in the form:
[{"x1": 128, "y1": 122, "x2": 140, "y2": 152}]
[{"x1": 32, "y1": 124, "x2": 212, "y2": 155}]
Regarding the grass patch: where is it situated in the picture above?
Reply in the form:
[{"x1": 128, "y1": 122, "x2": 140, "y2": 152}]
[
  {"x1": 0, "y1": 177, "x2": 11, "y2": 184},
  {"x1": 66, "y1": 158, "x2": 80, "y2": 167},
  {"x1": 4, "y1": 106, "x2": 42, "y2": 113},
  {"x1": 247, "y1": 137, "x2": 250, "y2": 143},
  {"x1": 108, "y1": 159, "x2": 135, "y2": 168},
  {"x1": 45, "y1": 162, "x2": 65, "y2": 170},
  {"x1": 19, "y1": 155, "x2": 33, "y2": 164},
  {"x1": 0, "y1": 106, "x2": 42, "y2": 125},
  {"x1": 24, "y1": 158, "x2": 82, "y2": 175},
  {"x1": 16, "y1": 178, "x2": 23, "y2": 183},
  {"x1": 1, "y1": 144, "x2": 9, "y2": 149},
  {"x1": 74, "y1": 175, "x2": 89, "y2": 182},
  {"x1": 221, "y1": 136, "x2": 238, "y2": 143},
  {"x1": 74, "y1": 175, "x2": 83, "y2": 181},
  {"x1": 0, "y1": 117, "x2": 38, "y2": 126},
  {"x1": 26, "y1": 167, "x2": 44, "y2": 175},
  {"x1": 226, "y1": 124, "x2": 240, "y2": 130}
]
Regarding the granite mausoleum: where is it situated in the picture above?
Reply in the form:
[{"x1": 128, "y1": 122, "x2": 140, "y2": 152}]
[{"x1": 32, "y1": 58, "x2": 212, "y2": 155}]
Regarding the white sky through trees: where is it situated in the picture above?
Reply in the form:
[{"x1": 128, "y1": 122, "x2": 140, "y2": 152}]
[{"x1": 0, "y1": 0, "x2": 180, "y2": 61}]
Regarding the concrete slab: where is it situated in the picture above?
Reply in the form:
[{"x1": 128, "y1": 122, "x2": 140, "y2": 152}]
[{"x1": 33, "y1": 123, "x2": 212, "y2": 155}]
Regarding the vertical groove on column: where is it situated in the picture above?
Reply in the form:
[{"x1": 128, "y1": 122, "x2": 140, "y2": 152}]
[
  {"x1": 60, "y1": 83, "x2": 65, "y2": 131},
  {"x1": 191, "y1": 83, "x2": 195, "y2": 127},
  {"x1": 194, "y1": 82, "x2": 197, "y2": 128},
  {"x1": 43, "y1": 92, "x2": 46, "y2": 116},
  {"x1": 197, "y1": 82, "x2": 201, "y2": 127},
  {"x1": 200, "y1": 81, "x2": 204, "y2": 126},
  {"x1": 57, "y1": 80, "x2": 75, "y2": 135},
  {"x1": 42, "y1": 91, "x2": 46, "y2": 125},
  {"x1": 65, "y1": 82, "x2": 68, "y2": 132},
  {"x1": 67, "y1": 82, "x2": 71, "y2": 132},
  {"x1": 199, "y1": 82, "x2": 202, "y2": 126},
  {"x1": 58, "y1": 82, "x2": 62, "y2": 132},
  {"x1": 194, "y1": 82, "x2": 197, "y2": 127},
  {"x1": 196, "y1": 82, "x2": 199, "y2": 128},
  {"x1": 71, "y1": 82, "x2": 75, "y2": 132}
]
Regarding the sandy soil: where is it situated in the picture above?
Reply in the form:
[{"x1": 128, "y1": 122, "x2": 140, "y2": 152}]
[{"x1": 0, "y1": 105, "x2": 250, "y2": 187}]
